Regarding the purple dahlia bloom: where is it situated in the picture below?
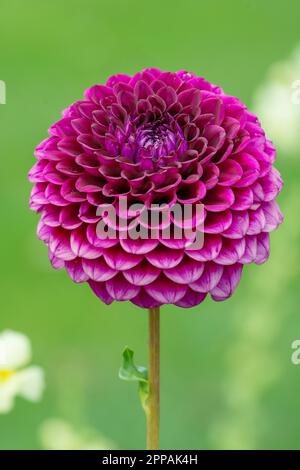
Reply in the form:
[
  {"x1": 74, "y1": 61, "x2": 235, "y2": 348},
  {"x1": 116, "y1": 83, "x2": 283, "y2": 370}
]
[{"x1": 29, "y1": 69, "x2": 283, "y2": 308}]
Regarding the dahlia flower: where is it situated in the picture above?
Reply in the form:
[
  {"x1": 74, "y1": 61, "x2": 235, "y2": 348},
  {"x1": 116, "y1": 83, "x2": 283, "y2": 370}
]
[
  {"x1": 0, "y1": 330, "x2": 44, "y2": 413},
  {"x1": 29, "y1": 68, "x2": 283, "y2": 308}
]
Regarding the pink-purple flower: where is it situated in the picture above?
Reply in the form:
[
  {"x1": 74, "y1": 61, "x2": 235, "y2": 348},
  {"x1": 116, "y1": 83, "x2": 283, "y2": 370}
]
[{"x1": 29, "y1": 69, "x2": 283, "y2": 308}]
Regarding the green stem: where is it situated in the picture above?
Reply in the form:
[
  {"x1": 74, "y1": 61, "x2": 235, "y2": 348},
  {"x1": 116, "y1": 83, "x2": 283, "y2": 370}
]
[{"x1": 146, "y1": 307, "x2": 160, "y2": 450}]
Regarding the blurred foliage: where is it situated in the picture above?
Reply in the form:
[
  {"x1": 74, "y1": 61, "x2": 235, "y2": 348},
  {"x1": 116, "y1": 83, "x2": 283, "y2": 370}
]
[
  {"x1": 0, "y1": 0, "x2": 299, "y2": 449},
  {"x1": 39, "y1": 418, "x2": 117, "y2": 450}
]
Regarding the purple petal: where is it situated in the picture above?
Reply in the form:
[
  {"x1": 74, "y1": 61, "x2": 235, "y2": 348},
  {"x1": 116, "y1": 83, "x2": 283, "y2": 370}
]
[
  {"x1": 239, "y1": 235, "x2": 257, "y2": 264},
  {"x1": 37, "y1": 220, "x2": 51, "y2": 242},
  {"x1": 57, "y1": 136, "x2": 82, "y2": 156},
  {"x1": 45, "y1": 183, "x2": 69, "y2": 207},
  {"x1": 123, "y1": 261, "x2": 160, "y2": 286},
  {"x1": 165, "y1": 256, "x2": 204, "y2": 283},
  {"x1": 231, "y1": 187, "x2": 253, "y2": 210},
  {"x1": 202, "y1": 125, "x2": 226, "y2": 151},
  {"x1": 233, "y1": 153, "x2": 260, "y2": 188},
  {"x1": 215, "y1": 238, "x2": 246, "y2": 265},
  {"x1": 82, "y1": 258, "x2": 117, "y2": 282},
  {"x1": 42, "y1": 205, "x2": 61, "y2": 227},
  {"x1": 146, "y1": 244, "x2": 184, "y2": 269},
  {"x1": 103, "y1": 245, "x2": 143, "y2": 270},
  {"x1": 86, "y1": 223, "x2": 119, "y2": 248},
  {"x1": 262, "y1": 201, "x2": 283, "y2": 232},
  {"x1": 202, "y1": 163, "x2": 220, "y2": 190},
  {"x1": 65, "y1": 259, "x2": 89, "y2": 283},
  {"x1": 247, "y1": 207, "x2": 266, "y2": 235},
  {"x1": 218, "y1": 159, "x2": 243, "y2": 186},
  {"x1": 28, "y1": 160, "x2": 47, "y2": 183},
  {"x1": 186, "y1": 234, "x2": 222, "y2": 261},
  {"x1": 203, "y1": 186, "x2": 235, "y2": 212},
  {"x1": 134, "y1": 80, "x2": 152, "y2": 100},
  {"x1": 157, "y1": 86, "x2": 177, "y2": 108},
  {"x1": 131, "y1": 289, "x2": 161, "y2": 309},
  {"x1": 49, "y1": 228, "x2": 77, "y2": 261},
  {"x1": 88, "y1": 281, "x2": 113, "y2": 304},
  {"x1": 222, "y1": 210, "x2": 249, "y2": 239},
  {"x1": 159, "y1": 236, "x2": 190, "y2": 249},
  {"x1": 120, "y1": 238, "x2": 159, "y2": 255},
  {"x1": 49, "y1": 250, "x2": 65, "y2": 269},
  {"x1": 59, "y1": 205, "x2": 83, "y2": 230},
  {"x1": 75, "y1": 175, "x2": 102, "y2": 193},
  {"x1": 255, "y1": 232, "x2": 270, "y2": 264},
  {"x1": 175, "y1": 289, "x2": 207, "y2": 308},
  {"x1": 61, "y1": 179, "x2": 86, "y2": 202},
  {"x1": 211, "y1": 264, "x2": 243, "y2": 301},
  {"x1": 204, "y1": 210, "x2": 232, "y2": 234},
  {"x1": 70, "y1": 226, "x2": 103, "y2": 259},
  {"x1": 106, "y1": 274, "x2": 140, "y2": 300},
  {"x1": 145, "y1": 275, "x2": 187, "y2": 304},
  {"x1": 260, "y1": 167, "x2": 283, "y2": 201},
  {"x1": 190, "y1": 262, "x2": 224, "y2": 293}
]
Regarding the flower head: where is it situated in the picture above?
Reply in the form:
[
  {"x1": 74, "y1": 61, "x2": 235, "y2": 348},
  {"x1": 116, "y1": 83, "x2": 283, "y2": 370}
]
[
  {"x1": 0, "y1": 330, "x2": 44, "y2": 413},
  {"x1": 29, "y1": 69, "x2": 283, "y2": 308}
]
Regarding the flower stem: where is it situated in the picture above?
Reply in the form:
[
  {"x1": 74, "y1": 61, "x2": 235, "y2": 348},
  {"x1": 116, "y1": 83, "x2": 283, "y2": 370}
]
[{"x1": 147, "y1": 307, "x2": 160, "y2": 450}]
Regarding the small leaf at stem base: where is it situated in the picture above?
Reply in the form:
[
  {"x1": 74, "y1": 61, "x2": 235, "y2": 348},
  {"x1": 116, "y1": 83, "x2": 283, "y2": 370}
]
[{"x1": 119, "y1": 347, "x2": 149, "y2": 414}]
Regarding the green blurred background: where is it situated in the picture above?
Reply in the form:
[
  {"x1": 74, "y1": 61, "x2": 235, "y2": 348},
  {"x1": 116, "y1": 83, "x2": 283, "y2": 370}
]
[{"x1": 0, "y1": 0, "x2": 299, "y2": 450}]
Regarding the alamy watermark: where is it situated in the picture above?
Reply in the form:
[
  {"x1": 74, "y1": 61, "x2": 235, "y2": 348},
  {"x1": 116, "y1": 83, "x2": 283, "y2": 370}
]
[
  {"x1": 291, "y1": 340, "x2": 300, "y2": 365},
  {"x1": 0, "y1": 80, "x2": 6, "y2": 104},
  {"x1": 291, "y1": 80, "x2": 300, "y2": 105},
  {"x1": 95, "y1": 197, "x2": 205, "y2": 250}
]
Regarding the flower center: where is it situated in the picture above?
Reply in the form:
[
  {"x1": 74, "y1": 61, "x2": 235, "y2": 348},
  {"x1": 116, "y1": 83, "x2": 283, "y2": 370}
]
[
  {"x1": 0, "y1": 369, "x2": 14, "y2": 382},
  {"x1": 135, "y1": 121, "x2": 177, "y2": 159}
]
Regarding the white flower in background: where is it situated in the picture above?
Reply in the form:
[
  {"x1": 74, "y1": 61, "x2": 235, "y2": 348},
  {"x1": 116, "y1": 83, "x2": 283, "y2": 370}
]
[
  {"x1": 253, "y1": 45, "x2": 300, "y2": 155},
  {"x1": 0, "y1": 330, "x2": 45, "y2": 413},
  {"x1": 40, "y1": 418, "x2": 116, "y2": 450}
]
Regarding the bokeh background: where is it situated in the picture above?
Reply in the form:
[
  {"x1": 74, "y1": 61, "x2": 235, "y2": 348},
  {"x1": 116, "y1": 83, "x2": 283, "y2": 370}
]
[{"x1": 1, "y1": 0, "x2": 299, "y2": 450}]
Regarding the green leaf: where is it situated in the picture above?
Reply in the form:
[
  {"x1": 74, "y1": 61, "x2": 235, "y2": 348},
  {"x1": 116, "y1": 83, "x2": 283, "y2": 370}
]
[{"x1": 119, "y1": 347, "x2": 149, "y2": 414}]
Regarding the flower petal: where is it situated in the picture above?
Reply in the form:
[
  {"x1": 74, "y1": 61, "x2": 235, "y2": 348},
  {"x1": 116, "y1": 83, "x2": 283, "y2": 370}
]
[
  {"x1": 239, "y1": 235, "x2": 257, "y2": 264},
  {"x1": 65, "y1": 259, "x2": 89, "y2": 283},
  {"x1": 49, "y1": 228, "x2": 77, "y2": 261},
  {"x1": 164, "y1": 256, "x2": 204, "y2": 284},
  {"x1": 186, "y1": 234, "x2": 222, "y2": 261},
  {"x1": 123, "y1": 261, "x2": 160, "y2": 286},
  {"x1": 211, "y1": 264, "x2": 243, "y2": 301},
  {"x1": 15, "y1": 366, "x2": 45, "y2": 402},
  {"x1": 145, "y1": 275, "x2": 187, "y2": 304},
  {"x1": 262, "y1": 200, "x2": 283, "y2": 232},
  {"x1": 203, "y1": 186, "x2": 235, "y2": 212},
  {"x1": 131, "y1": 289, "x2": 161, "y2": 309},
  {"x1": 247, "y1": 207, "x2": 266, "y2": 235},
  {"x1": 0, "y1": 331, "x2": 31, "y2": 370},
  {"x1": 255, "y1": 232, "x2": 270, "y2": 264},
  {"x1": 215, "y1": 238, "x2": 246, "y2": 265},
  {"x1": 88, "y1": 281, "x2": 113, "y2": 304},
  {"x1": 82, "y1": 258, "x2": 117, "y2": 282},
  {"x1": 222, "y1": 210, "x2": 249, "y2": 239},
  {"x1": 175, "y1": 289, "x2": 207, "y2": 308},
  {"x1": 106, "y1": 274, "x2": 140, "y2": 300},
  {"x1": 146, "y1": 245, "x2": 184, "y2": 269},
  {"x1": 190, "y1": 262, "x2": 224, "y2": 293},
  {"x1": 103, "y1": 245, "x2": 143, "y2": 270},
  {"x1": 120, "y1": 238, "x2": 159, "y2": 255},
  {"x1": 70, "y1": 227, "x2": 103, "y2": 259}
]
